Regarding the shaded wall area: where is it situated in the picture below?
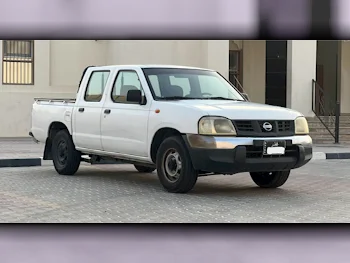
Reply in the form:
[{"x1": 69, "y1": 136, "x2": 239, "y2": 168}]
[{"x1": 316, "y1": 40, "x2": 338, "y2": 115}]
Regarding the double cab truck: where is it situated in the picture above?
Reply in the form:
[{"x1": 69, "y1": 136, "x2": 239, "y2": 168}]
[{"x1": 30, "y1": 65, "x2": 313, "y2": 193}]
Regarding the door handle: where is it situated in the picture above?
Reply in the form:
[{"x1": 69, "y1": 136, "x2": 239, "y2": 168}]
[
  {"x1": 78, "y1": 108, "x2": 85, "y2": 112},
  {"x1": 104, "y1": 109, "x2": 111, "y2": 114}
]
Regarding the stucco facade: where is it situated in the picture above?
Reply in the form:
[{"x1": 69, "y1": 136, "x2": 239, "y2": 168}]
[{"x1": 0, "y1": 40, "x2": 349, "y2": 137}]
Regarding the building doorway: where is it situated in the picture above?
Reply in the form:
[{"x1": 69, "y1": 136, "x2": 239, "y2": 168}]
[{"x1": 315, "y1": 40, "x2": 339, "y2": 116}]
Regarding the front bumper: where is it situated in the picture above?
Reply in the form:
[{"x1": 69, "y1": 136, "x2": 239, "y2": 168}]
[{"x1": 183, "y1": 134, "x2": 313, "y2": 174}]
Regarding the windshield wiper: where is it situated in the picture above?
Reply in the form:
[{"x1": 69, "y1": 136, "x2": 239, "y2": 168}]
[
  {"x1": 159, "y1": 96, "x2": 198, "y2": 100},
  {"x1": 203, "y1": 97, "x2": 244, "y2": 101}
]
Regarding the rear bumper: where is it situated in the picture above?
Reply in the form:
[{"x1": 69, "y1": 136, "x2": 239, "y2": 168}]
[{"x1": 183, "y1": 134, "x2": 312, "y2": 174}]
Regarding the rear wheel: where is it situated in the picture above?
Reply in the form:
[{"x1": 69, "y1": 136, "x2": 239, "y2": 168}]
[
  {"x1": 134, "y1": 165, "x2": 156, "y2": 173},
  {"x1": 250, "y1": 170, "x2": 290, "y2": 188},
  {"x1": 156, "y1": 136, "x2": 198, "y2": 193},
  {"x1": 52, "y1": 130, "x2": 81, "y2": 175}
]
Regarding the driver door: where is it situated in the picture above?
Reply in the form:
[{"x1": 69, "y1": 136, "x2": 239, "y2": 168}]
[{"x1": 100, "y1": 69, "x2": 151, "y2": 157}]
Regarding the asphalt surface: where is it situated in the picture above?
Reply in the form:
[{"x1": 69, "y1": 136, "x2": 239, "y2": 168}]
[{"x1": 0, "y1": 159, "x2": 349, "y2": 223}]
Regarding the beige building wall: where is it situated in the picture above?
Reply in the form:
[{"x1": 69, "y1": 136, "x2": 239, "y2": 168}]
[
  {"x1": 106, "y1": 40, "x2": 229, "y2": 78},
  {"x1": 0, "y1": 40, "x2": 230, "y2": 137},
  {"x1": 4, "y1": 39, "x2": 348, "y2": 137},
  {"x1": 242, "y1": 40, "x2": 266, "y2": 104},
  {"x1": 0, "y1": 40, "x2": 108, "y2": 137},
  {"x1": 49, "y1": 40, "x2": 108, "y2": 89},
  {"x1": 286, "y1": 40, "x2": 317, "y2": 117}
]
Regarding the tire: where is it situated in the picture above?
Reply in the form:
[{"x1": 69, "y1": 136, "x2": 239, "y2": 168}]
[
  {"x1": 250, "y1": 170, "x2": 290, "y2": 188},
  {"x1": 51, "y1": 130, "x2": 81, "y2": 175},
  {"x1": 134, "y1": 165, "x2": 156, "y2": 173},
  {"x1": 156, "y1": 136, "x2": 198, "y2": 193}
]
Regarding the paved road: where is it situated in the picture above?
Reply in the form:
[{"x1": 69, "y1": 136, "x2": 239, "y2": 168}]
[{"x1": 0, "y1": 159, "x2": 349, "y2": 223}]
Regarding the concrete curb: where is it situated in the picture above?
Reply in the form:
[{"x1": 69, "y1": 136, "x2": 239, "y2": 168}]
[
  {"x1": 325, "y1": 152, "x2": 350, "y2": 160},
  {"x1": 310, "y1": 152, "x2": 350, "y2": 160},
  {"x1": 0, "y1": 158, "x2": 42, "y2": 168}
]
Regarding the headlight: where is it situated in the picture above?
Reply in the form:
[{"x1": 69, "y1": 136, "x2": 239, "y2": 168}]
[
  {"x1": 198, "y1": 117, "x2": 237, "y2": 136},
  {"x1": 295, "y1": 117, "x2": 309, "y2": 135}
]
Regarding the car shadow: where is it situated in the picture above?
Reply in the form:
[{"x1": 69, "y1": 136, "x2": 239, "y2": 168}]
[{"x1": 61, "y1": 165, "x2": 301, "y2": 199}]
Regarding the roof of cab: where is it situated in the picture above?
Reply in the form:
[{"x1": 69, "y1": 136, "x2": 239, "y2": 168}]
[{"x1": 90, "y1": 64, "x2": 214, "y2": 71}]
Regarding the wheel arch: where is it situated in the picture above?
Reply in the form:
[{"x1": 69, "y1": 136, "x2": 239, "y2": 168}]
[
  {"x1": 43, "y1": 122, "x2": 71, "y2": 160},
  {"x1": 150, "y1": 127, "x2": 184, "y2": 163}
]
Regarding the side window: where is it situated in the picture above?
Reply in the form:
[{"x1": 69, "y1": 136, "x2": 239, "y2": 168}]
[
  {"x1": 111, "y1": 71, "x2": 142, "y2": 103},
  {"x1": 148, "y1": 75, "x2": 161, "y2": 96},
  {"x1": 84, "y1": 71, "x2": 110, "y2": 102},
  {"x1": 169, "y1": 76, "x2": 191, "y2": 96}
]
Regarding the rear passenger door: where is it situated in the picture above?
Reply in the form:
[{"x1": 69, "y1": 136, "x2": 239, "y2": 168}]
[{"x1": 73, "y1": 70, "x2": 110, "y2": 151}]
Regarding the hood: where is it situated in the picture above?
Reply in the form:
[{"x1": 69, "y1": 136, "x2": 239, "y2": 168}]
[{"x1": 166, "y1": 100, "x2": 302, "y2": 120}]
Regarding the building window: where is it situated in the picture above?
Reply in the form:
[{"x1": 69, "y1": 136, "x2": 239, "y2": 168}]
[
  {"x1": 229, "y1": 50, "x2": 243, "y2": 92},
  {"x1": 2, "y1": 40, "x2": 34, "y2": 85}
]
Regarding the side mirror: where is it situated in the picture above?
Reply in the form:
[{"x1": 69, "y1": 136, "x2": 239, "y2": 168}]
[
  {"x1": 241, "y1": 93, "x2": 250, "y2": 101},
  {"x1": 127, "y1": 89, "x2": 143, "y2": 104}
]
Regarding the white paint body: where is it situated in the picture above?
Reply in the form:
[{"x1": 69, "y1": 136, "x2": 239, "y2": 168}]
[{"x1": 30, "y1": 65, "x2": 310, "y2": 164}]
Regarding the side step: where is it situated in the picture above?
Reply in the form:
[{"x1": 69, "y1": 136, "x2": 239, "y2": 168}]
[
  {"x1": 81, "y1": 155, "x2": 156, "y2": 168},
  {"x1": 81, "y1": 155, "x2": 125, "y2": 165}
]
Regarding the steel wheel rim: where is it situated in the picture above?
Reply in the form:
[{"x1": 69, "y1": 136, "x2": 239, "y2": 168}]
[
  {"x1": 57, "y1": 140, "x2": 68, "y2": 165},
  {"x1": 163, "y1": 148, "x2": 182, "y2": 182}
]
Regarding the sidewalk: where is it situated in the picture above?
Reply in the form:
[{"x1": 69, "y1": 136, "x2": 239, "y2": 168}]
[
  {"x1": 0, "y1": 138, "x2": 44, "y2": 167},
  {"x1": 0, "y1": 137, "x2": 349, "y2": 168},
  {"x1": 0, "y1": 138, "x2": 44, "y2": 159}
]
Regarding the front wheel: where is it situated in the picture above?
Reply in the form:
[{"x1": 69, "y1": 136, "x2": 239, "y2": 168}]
[
  {"x1": 52, "y1": 130, "x2": 81, "y2": 175},
  {"x1": 156, "y1": 136, "x2": 198, "y2": 193},
  {"x1": 250, "y1": 170, "x2": 290, "y2": 188}
]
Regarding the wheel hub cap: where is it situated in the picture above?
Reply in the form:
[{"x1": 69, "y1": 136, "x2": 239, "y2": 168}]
[
  {"x1": 57, "y1": 140, "x2": 68, "y2": 165},
  {"x1": 164, "y1": 149, "x2": 182, "y2": 182}
]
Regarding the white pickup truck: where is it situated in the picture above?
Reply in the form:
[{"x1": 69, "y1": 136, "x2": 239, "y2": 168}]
[{"x1": 30, "y1": 64, "x2": 312, "y2": 193}]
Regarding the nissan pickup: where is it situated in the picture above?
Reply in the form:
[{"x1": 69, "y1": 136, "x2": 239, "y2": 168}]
[{"x1": 30, "y1": 64, "x2": 312, "y2": 193}]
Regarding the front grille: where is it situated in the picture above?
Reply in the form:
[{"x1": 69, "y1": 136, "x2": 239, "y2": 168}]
[
  {"x1": 234, "y1": 120, "x2": 255, "y2": 132},
  {"x1": 232, "y1": 120, "x2": 294, "y2": 137},
  {"x1": 277, "y1": 121, "x2": 292, "y2": 132}
]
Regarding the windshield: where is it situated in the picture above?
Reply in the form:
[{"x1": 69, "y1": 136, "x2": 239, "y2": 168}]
[{"x1": 142, "y1": 68, "x2": 244, "y2": 101}]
